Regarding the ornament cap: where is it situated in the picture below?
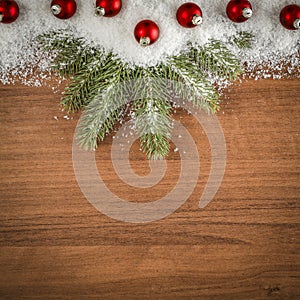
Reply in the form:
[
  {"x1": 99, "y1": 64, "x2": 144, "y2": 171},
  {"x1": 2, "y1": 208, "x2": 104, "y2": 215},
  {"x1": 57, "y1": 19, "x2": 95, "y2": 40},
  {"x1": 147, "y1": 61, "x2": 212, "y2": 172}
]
[
  {"x1": 242, "y1": 7, "x2": 253, "y2": 19},
  {"x1": 51, "y1": 4, "x2": 62, "y2": 16},
  {"x1": 95, "y1": 6, "x2": 105, "y2": 16},
  {"x1": 192, "y1": 14, "x2": 203, "y2": 26},
  {"x1": 140, "y1": 37, "x2": 151, "y2": 47},
  {"x1": 293, "y1": 18, "x2": 300, "y2": 29}
]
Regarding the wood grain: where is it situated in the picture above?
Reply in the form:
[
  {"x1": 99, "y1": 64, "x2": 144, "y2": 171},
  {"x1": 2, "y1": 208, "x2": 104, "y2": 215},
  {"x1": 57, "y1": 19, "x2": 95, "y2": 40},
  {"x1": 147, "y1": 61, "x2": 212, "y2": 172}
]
[{"x1": 0, "y1": 78, "x2": 299, "y2": 299}]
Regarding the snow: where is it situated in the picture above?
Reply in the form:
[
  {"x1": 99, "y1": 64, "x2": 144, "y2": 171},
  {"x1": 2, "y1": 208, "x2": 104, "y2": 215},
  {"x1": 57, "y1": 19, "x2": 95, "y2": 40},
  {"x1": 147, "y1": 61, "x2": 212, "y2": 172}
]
[{"x1": 0, "y1": 0, "x2": 299, "y2": 84}]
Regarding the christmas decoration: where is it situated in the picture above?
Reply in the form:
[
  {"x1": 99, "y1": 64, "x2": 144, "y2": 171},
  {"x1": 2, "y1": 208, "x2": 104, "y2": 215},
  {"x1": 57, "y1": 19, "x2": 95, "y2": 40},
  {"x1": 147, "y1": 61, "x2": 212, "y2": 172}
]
[
  {"x1": 226, "y1": 0, "x2": 253, "y2": 23},
  {"x1": 0, "y1": 0, "x2": 19, "y2": 24},
  {"x1": 95, "y1": 0, "x2": 122, "y2": 17},
  {"x1": 2, "y1": 2, "x2": 298, "y2": 159},
  {"x1": 37, "y1": 30, "x2": 253, "y2": 159},
  {"x1": 134, "y1": 20, "x2": 160, "y2": 47},
  {"x1": 51, "y1": 0, "x2": 77, "y2": 20},
  {"x1": 280, "y1": 4, "x2": 300, "y2": 30},
  {"x1": 176, "y1": 2, "x2": 203, "y2": 28}
]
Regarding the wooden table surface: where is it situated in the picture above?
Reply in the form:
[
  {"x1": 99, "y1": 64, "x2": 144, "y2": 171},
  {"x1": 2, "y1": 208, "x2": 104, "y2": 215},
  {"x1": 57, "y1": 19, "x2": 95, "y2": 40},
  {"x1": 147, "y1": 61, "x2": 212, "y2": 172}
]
[{"x1": 0, "y1": 78, "x2": 299, "y2": 299}]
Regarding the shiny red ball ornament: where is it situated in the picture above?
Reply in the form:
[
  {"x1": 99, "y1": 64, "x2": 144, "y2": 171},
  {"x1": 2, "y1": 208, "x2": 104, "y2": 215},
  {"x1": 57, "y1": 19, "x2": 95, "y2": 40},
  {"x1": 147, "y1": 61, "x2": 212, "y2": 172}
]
[
  {"x1": 0, "y1": 0, "x2": 19, "y2": 24},
  {"x1": 134, "y1": 20, "x2": 160, "y2": 47},
  {"x1": 176, "y1": 2, "x2": 203, "y2": 28},
  {"x1": 226, "y1": 0, "x2": 253, "y2": 23},
  {"x1": 51, "y1": 0, "x2": 77, "y2": 19},
  {"x1": 280, "y1": 4, "x2": 300, "y2": 30},
  {"x1": 95, "y1": 0, "x2": 122, "y2": 17}
]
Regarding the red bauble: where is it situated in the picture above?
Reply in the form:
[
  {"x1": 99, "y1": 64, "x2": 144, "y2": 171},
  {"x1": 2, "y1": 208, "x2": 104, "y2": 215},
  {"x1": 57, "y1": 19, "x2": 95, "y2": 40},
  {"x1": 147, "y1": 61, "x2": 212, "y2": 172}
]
[
  {"x1": 95, "y1": 0, "x2": 122, "y2": 17},
  {"x1": 134, "y1": 20, "x2": 160, "y2": 47},
  {"x1": 176, "y1": 2, "x2": 203, "y2": 28},
  {"x1": 280, "y1": 5, "x2": 300, "y2": 30},
  {"x1": 51, "y1": 0, "x2": 77, "y2": 19},
  {"x1": 0, "y1": 0, "x2": 19, "y2": 24},
  {"x1": 226, "y1": 0, "x2": 253, "y2": 23}
]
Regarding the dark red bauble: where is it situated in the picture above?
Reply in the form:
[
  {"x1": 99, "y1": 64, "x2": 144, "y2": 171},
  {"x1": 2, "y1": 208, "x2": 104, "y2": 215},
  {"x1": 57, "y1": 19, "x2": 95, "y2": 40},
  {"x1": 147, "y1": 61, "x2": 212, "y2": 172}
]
[
  {"x1": 51, "y1": 0, "x2": 77, "y2": 19},
  {"x1": 176, "y1": 2, "x2": 203, "y2": 28},
  {"x1": 95, "y1": 0, "x2": 122, "y2": 17},
  {"x1": 134, "y1": 20, "x2": 160, "y2": 47},
  {"x1": 0, "y1": 0, "x2": 19, "y2": 24},
  {"x1": 280, "y1": 4, "x2": 300, "y2": 30},
  {"x1": 226, "y1": 0, "x2": 253, "y2": 23}
]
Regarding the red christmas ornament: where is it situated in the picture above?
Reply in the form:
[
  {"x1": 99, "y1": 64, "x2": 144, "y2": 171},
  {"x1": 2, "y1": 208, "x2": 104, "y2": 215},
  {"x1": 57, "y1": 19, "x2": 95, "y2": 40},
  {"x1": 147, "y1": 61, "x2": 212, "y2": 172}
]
[
  {"x1": 134, "y1": 20, "x2": 160, "y2": 47},
  {"x1": 226, "y1": 0, "x2": 253, "y2": 23},
  {"x1": 0, "y1": 0, "x2": 19, "y2": 24},
  {"x1": 95, "y1": 0, "x2": 122, "y2": 17},
  {"x1": 51, "y1": 0, "x2": 77, "y2": 20},
  {"x1": 280, "y1": 4, "x2": 300, "y2": 30},
  {"x1": 176, "y1": 2, "x2": 203, "y2": 28}
]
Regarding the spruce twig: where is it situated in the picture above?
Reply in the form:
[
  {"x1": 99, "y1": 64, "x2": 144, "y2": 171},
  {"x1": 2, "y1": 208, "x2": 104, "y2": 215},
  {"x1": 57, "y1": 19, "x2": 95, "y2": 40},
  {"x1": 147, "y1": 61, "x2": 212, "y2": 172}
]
[
  {"x1": 230, "y1": 31, "x2": 255, "y2": 49},
  {"x1": 62, "y1": 53, "x2": 122, "y2": 112},
  {"x1": 190, "y1": 40, "x2": 244, "y2": 80},
  {"x1": 133, "y1": 68, "x2": 173, "y2": 159},
  {"x1": 37, "y1": 30, "x2": 93, "y2": 77},
  {"x1": 37, "y1": 30, "x2": 253, "y2": 159},
  {"x1": 168, "y1": 55, "x2": 220, "y2": 112},
  {"x1": 76, "y1": 63, "x2": 128, "y2": 151}
]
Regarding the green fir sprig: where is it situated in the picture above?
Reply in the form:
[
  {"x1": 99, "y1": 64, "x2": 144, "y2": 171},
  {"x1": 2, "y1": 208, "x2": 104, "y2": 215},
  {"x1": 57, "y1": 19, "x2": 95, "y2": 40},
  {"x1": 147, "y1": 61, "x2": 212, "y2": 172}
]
[
  {"x1": 230, "y1": 31, "x2": 255, "y2": 49},
  {"x1": 37, "y1": 30, "x2": 253, "y2": 159},
  {"x1": 133, "y1": 68, "x2": 173, "y2": 159}
]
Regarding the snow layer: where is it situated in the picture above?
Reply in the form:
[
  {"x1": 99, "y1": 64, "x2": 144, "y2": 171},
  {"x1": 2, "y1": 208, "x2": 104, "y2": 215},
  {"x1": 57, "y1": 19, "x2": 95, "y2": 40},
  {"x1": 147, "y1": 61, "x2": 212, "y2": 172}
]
[{"x1": 0, "y1": 0, "x2": 299, "y2": 83}]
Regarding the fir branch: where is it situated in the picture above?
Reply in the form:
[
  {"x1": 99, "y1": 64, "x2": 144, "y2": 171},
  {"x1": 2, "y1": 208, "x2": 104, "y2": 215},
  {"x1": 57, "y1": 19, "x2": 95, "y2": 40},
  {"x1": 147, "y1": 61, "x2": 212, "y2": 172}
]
[
  {"x1": 37, "y1": 30, "x2": 86, "y2": 52},
  {"x1": 76, "y1": 64, "x2": 128, "y2": 151},
  {"x1": 167, "y1": 55, "x2": 220, "y2": 112},
  {"x1": 230, "y1": 31, "x2": 255, "y2": 49},
  {"x1": 133, "y1": 69, "x2": 173, "y2": 159},
  {"x1": 37, "y1": 30, "x2": 94, "y2": 76},
  {"x1": 189, "y1": 40, "x2": 244, "y2": 80},
  {"x1": 61, "y1": 53, "x2": 123, "y2": 112},
  {"x1": 37, "y1": 30, "x2": 252, "y2": 159},
  {"x1": 55, "y1": 48, "x2": 102, "y2": 77},
  {"x1": 140, "y1": 133, "x2": 172, "y2": 160},
  {"x1": 61, "y1": 60, "x2": 103, "y2": 112}
]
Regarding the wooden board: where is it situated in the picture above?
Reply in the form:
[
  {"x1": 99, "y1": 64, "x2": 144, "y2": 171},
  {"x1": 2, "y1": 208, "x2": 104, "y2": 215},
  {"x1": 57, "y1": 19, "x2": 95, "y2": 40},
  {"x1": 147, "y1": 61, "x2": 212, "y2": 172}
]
[{"x1": 0, "y1": 78, "x2": 299, "y2": 299}]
